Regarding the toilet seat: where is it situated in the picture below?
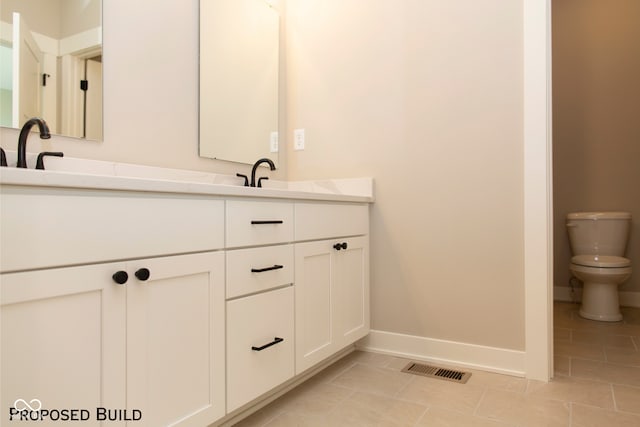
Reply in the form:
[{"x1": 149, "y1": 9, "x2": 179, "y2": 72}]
[{"x1": 571, "y1": 255, "x2": 631, "y2": 268}]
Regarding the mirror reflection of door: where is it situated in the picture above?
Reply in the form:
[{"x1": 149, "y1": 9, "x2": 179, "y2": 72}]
[
  {"x1": 84, "y1": 57, "x2": 102, "y2": 141},
  {"x1": 59, "y1": 54, "x2": 102, "y2": 139},
  {"x1": 0, "y1": 1, "x2": 102, "y2": 141}
]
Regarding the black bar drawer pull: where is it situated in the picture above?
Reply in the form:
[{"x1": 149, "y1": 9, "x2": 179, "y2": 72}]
[
  {"x1": 251, "y1": 220, "x2": 284, "y2": 225},
  {"x1": 251, "y1": 265, "x2": 284, "y2": 273},
  {"x1": 251, "y1": 337, "x2": 284, "y2": 351}
]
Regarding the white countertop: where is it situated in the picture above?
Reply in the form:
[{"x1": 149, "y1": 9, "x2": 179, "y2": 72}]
[{"x1": 0, "y1": 154, "x2": 374, "y2": 203}]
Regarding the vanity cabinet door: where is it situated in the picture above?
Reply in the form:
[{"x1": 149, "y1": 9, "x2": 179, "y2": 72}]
[
  {"x1": 294, "y1": 236, "x2": 370, "y2": 374},
  {"x1": 126, "y1": 251, "x2": 225, "y2": 427},
  {"x1": 1, "y1": 262, "x2": 126, "y2": 422},
  {"x1": 333, "y1": 236, "x2": 370, "y2": 349},
  {"x1": 294, "y1": 240, "x2": 334, "y2": 374}
]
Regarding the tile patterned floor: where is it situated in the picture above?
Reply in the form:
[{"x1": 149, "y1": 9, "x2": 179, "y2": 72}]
[{"x1": 235, "y1": 302, "x2": 640, "y2": 426}]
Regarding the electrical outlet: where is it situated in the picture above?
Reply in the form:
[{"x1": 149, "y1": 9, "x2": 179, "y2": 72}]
[
  {"x1": 294, "y1": 128, "x2": 305, "y2": 150},
  {"x1": 270, "y1": 131, "x2": 279, "y2": 153}
]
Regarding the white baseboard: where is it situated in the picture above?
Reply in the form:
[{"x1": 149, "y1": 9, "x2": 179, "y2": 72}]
[
  {"x1": 554, "y1": 287, "x2": 640, "y2": 308},
  {"x1": 357, "y1": 330, "x2": 525, "y2": 377}
]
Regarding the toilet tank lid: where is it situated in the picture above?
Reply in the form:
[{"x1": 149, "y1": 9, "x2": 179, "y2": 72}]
[
  {"x1": 567, "y1": 212, "x2": 631, "y2": 220},
  {"x1": 572, "y1": 255, "x2": 631, "y2": 268}
]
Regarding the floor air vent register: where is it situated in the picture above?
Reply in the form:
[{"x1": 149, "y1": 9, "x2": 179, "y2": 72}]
[{"x1": 401, "y1": 362, "x2": 472, "y2": 384}]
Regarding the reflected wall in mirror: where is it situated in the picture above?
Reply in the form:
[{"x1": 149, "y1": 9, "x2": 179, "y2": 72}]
[
  {"x1": 0, "y1": 0, "x2": 102, "y2": 141},
  {"x1": 199, "y1": 0, "x2": 279, "y2": 166}
]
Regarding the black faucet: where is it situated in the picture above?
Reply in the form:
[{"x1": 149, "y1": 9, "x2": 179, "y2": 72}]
[
  {"x1": 250, "y1": 158, "x2": 276, "y2": 188},
  {"x1": 0, "y1": 148, "x2": 6, "y2": 167},
  {"x1": 17, "y1": 117, "x2": 51, "y2": 168}
]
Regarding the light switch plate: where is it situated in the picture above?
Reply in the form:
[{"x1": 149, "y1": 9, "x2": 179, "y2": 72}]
[
  {"x1": 270, "y1": 131, "x2": 279, "y2": 153},
  {"x1": 294, "y1": 129, "x2": 305, "y2": 150}
]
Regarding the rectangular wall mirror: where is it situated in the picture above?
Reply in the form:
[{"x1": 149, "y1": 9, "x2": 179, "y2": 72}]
[
  {"x1": 0, "y1": 0, "x2": 102, "y2": 141},
  {"x1": 199, "y1": 0, "x2": 280, "y2": 166}
]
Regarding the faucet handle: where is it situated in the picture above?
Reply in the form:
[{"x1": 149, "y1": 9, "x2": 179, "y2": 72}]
[
  {"x1": 0, "y1": 148, "x2": 6, "y2": 167},
  {"x1": 236, "y1": 173, "x2": 249, "y2": 187},
  {"x1": 36, "y1": 152, "x2": 64, "y2": 170},
  {"x1": 257, "y1": 177, "x2": 269, "y2": 188}
]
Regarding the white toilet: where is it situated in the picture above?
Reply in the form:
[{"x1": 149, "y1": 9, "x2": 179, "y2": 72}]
[{"x1": 566, "y1": 211, "x2": 632, "y2": 322}]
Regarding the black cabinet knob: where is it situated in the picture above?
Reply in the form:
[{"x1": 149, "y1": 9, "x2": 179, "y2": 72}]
[
  {"x1": 135, "y1": 268, "x2": 150, "y2": 281},
  {"x1": 333, "y1": 242, "x2": 348, "y2": 251},
  {"x1": 112, "y1": 271, "x2": 128, "y2": 285}
]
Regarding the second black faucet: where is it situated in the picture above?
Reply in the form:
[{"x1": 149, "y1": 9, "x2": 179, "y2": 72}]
[{"x1": 237, "y1": 158, "x2": 276, "y2": 188}]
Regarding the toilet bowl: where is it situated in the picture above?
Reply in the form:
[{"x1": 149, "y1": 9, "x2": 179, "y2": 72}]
[
  {"x1": 570, "y1": 255, "x2": 632, "y2": 321},
  {"x1": 567, "y1": 212, "x2": 632, "y2": 322}
]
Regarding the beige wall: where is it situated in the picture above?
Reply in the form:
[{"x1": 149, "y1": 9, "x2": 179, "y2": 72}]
[
  {"x1": 286, "y1": 0, "x2": 525, "y2": 350},
  {"x1": 553, "y1": 0, "x2": 640, "y2": 296}
]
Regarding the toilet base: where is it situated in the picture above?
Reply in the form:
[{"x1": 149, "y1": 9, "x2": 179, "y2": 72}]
[{"x1": 579, "y1": 281, "x2": 623, "y2": 322}]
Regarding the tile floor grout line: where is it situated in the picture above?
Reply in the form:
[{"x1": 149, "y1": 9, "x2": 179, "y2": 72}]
[
  {"x1": 610, "y1": 382, "x2": 619, "y2": 413},
  {"x1": 411, "y1": 405, "x2": 431, "y2": 427},
  {"x1": 471, "y1": 385, "x2": 489, "y2": 416},
  {"x1": 568, "y1": 401, "x2": 573, "y2": 427},
  {"x1": 569, "y1": 356, "x2": 572, "y2": 378},
  {"x1": 259, "y1": 410, "x2": 286, "y2": 427},
  {"x1": 393, "y1": 371, "x2": 416, "y2": 398}
]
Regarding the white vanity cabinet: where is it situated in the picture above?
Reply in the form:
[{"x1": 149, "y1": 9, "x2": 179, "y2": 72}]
[
  {"x1": 294, "y1": 203, "x2": 370, "y2": 374},
  {"x1": 0, "y1": 173, "x2": 372, "y2": 426},
  {"x1": 0, "y1": 186, "x2": 226, "y2": 426}
]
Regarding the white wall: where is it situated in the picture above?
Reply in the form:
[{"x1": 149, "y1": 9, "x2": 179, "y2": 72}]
[{"x1": 286, "y1": 0, "x2": 526, "y2": 351}]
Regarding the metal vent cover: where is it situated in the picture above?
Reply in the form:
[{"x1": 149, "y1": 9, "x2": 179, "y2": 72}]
[{"x1": 401, "y1": 362, "x2": 471, "y2": 384}]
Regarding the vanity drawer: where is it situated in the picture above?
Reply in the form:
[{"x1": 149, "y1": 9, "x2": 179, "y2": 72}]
[
  {"x1": 226, "y1": 245, "x2": 294, "y2": 299},
  {"x1": 226, "y1": 200, "x2": 294, "y2": 248},
  {"x1": 226, "y1": 286, "x2": 294, "y2": 412},
  {"x1": 295, "y1": 202, "x2": 369, "y2": 241},
  {"x1": 0, "y1": 186, "x2": 225, "y2": 273}
]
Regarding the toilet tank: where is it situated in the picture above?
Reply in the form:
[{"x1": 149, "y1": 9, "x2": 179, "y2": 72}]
[{"x1": 566, "y1": 212, "x2": 631, "y2": 256}]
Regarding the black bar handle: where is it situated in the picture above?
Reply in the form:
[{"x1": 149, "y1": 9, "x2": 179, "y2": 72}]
[
  {"x1": 251, "y1": 337, "x2": 284, "y2": 351},
  {"x1": 251, "y1": 220, "x2": 284, "y2": 225},
  {"x1": 251, "y1": 265, "x2": 284, "y2": 273}
]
